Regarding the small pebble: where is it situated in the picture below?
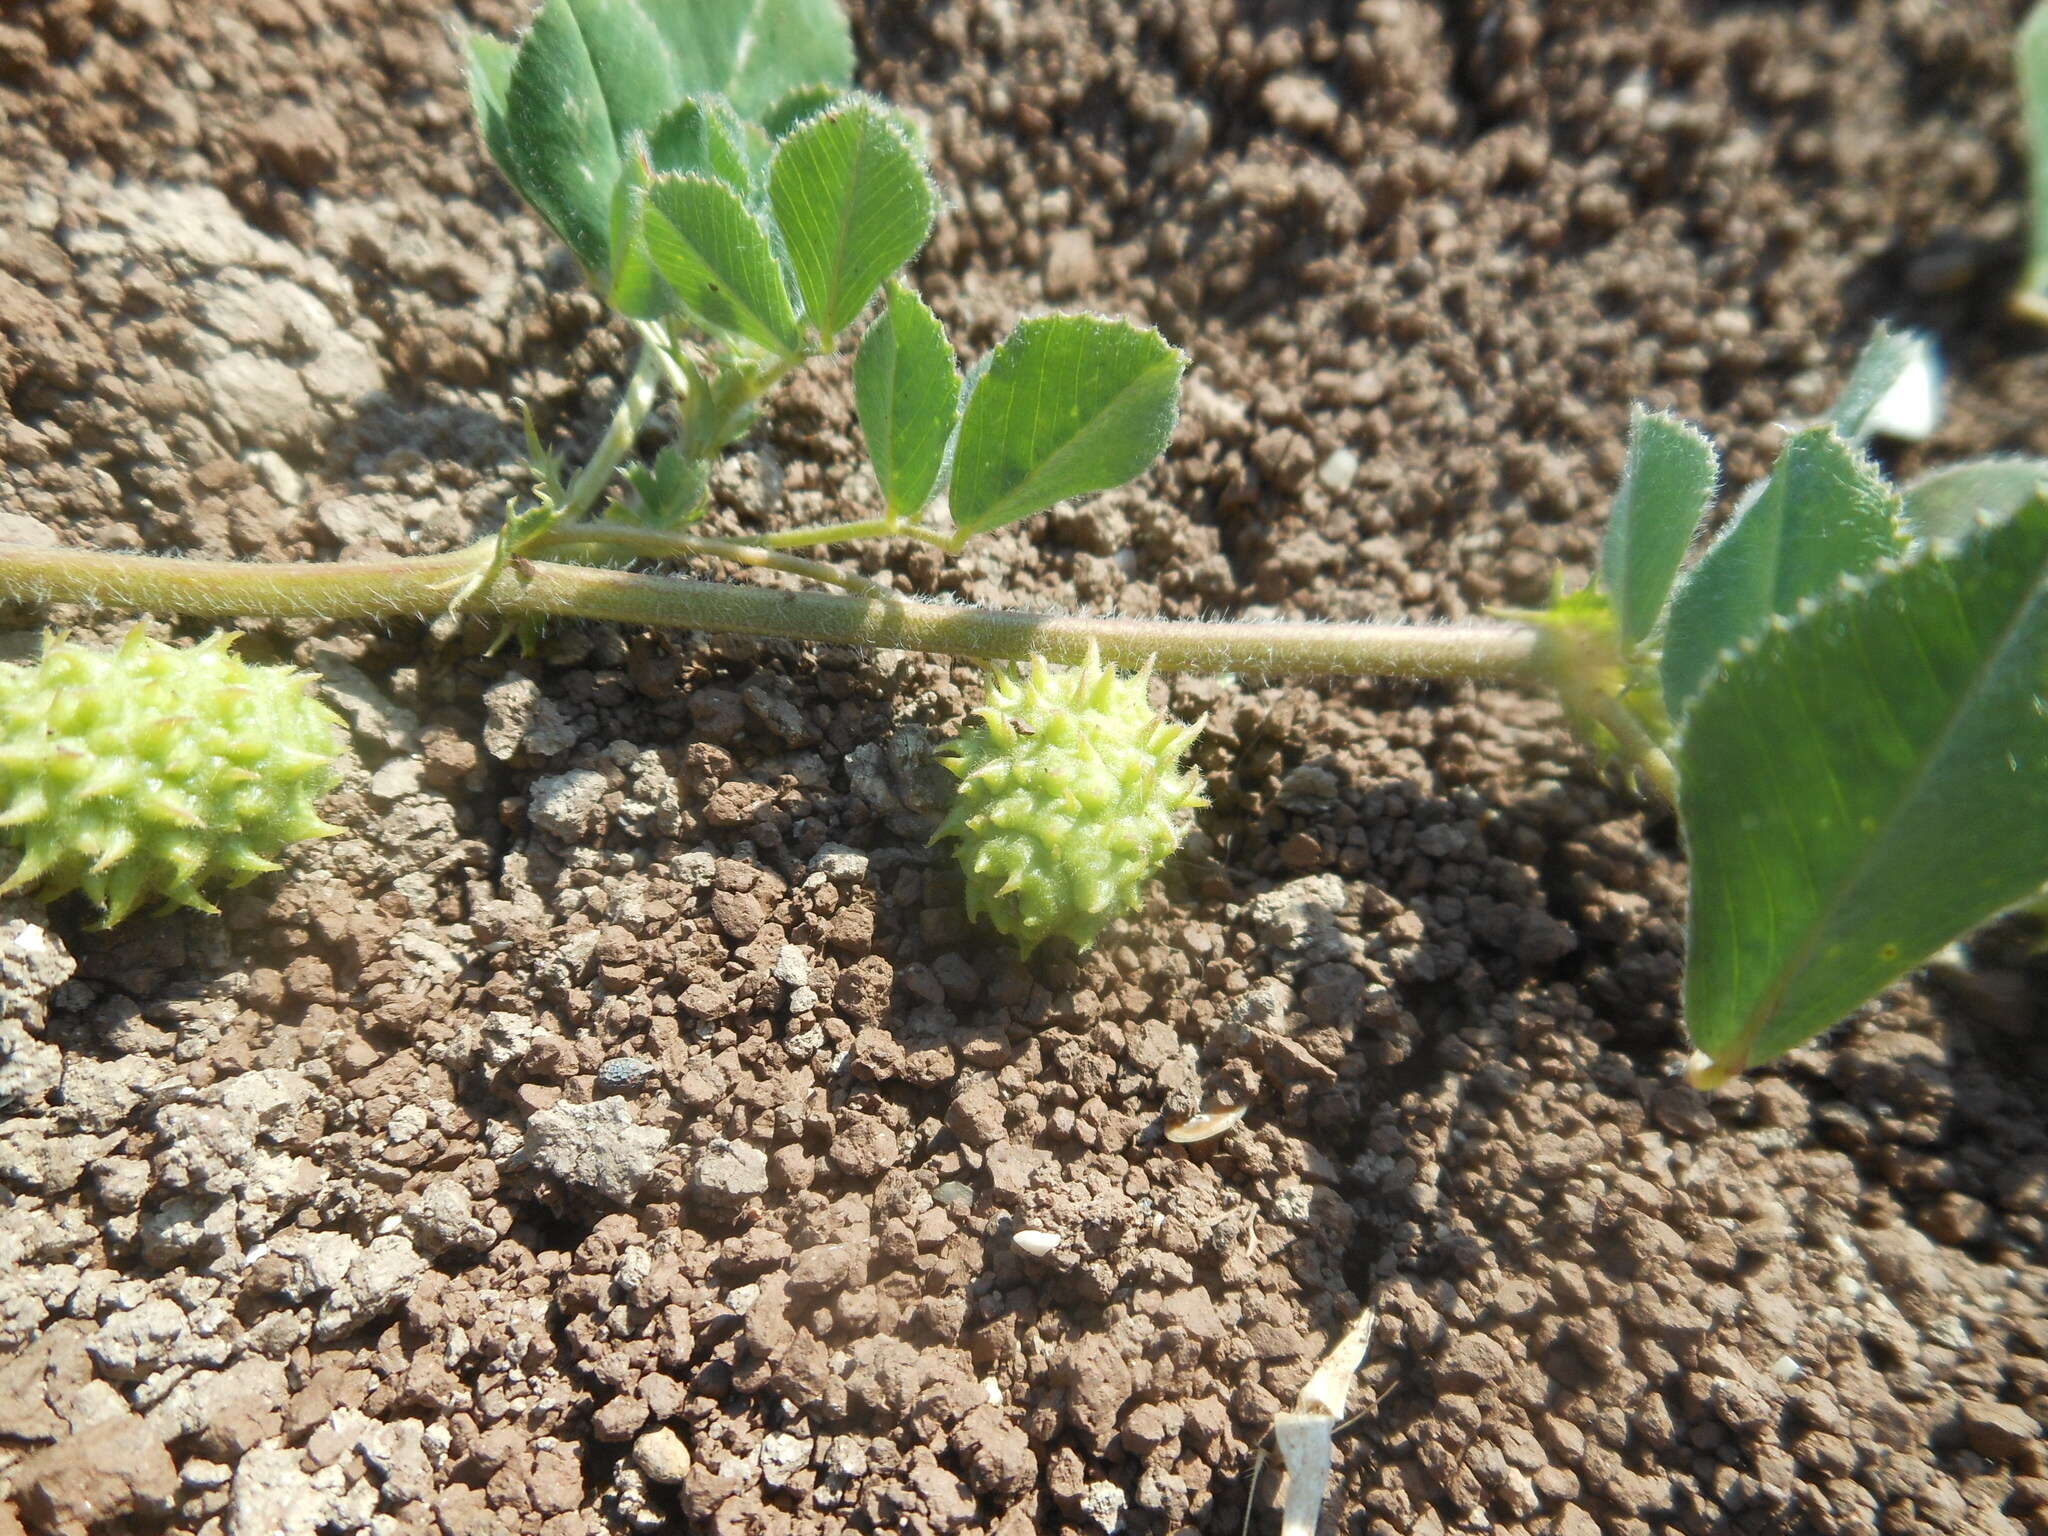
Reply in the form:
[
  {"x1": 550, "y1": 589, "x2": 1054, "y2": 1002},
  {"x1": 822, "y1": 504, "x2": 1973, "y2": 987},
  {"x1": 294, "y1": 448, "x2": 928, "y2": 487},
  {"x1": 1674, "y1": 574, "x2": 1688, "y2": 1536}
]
[
  {"x1": 1013, "y1": 1228, "x2": 1062, "y2": 1257},
  {"x1": 632, "y1": 1427, "x2": 692, "y2": 1485},
  {"x1": 597, "y1": 1057, "x2": 657, "y2": 1091},
  {"x1": 1317, "y1": 447, "x2": 1360, "y2": 491}
]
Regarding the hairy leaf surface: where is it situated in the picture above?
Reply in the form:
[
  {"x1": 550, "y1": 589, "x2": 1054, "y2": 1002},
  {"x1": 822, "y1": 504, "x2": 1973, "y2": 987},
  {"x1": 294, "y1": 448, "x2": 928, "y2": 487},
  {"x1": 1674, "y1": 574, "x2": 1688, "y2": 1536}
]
[
  {"x1": 642, "y1": 175, "x2": 801, "y2": 354},
  {"x1": 1600, "y1": 409, "x2": 1718, "y2": 648},
  {"x1": 854, "y1": 284, "x2": 961, "y2": 519},
  {"x1": 769, "y1": 102, "x2": 934, "y2": 340},
  {"x1": 1661, "y1": 427, "x2": 1902, "y2": 718},
  {"x1": 498, "y1": 0, "x2": 621, "y2": 276},
  {"x1": 1678, "y1": 497, "x2": 2048, "y2": 1075},
  {"x1": 950, "y1": 317, "x2": 1186, "y2": 538},
  {"x1": 646, "y1": 98, "x2": 753, "y2": 191}
]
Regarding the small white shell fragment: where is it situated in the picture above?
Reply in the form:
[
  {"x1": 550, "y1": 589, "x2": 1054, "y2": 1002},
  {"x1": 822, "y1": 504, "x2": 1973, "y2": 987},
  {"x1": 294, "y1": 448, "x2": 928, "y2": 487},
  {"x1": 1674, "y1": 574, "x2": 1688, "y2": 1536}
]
[
  {"x1": 1865, "y1": 334, "x2": 1942, "y2": 442},
  {"x1": 1012, "y1": 1228, "x2": 1062, "y2": 1258},
  {"x1": 1163, "y1": 1101, "x2": 1249, "y2": 1144}
]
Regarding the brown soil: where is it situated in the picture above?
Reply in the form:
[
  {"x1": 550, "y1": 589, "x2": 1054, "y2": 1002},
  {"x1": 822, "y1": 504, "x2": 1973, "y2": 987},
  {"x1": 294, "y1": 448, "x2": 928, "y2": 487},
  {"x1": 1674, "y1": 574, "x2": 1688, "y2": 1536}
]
[{"x1": 3, "y1": 1, "x2": 2048, "y2": 1534}]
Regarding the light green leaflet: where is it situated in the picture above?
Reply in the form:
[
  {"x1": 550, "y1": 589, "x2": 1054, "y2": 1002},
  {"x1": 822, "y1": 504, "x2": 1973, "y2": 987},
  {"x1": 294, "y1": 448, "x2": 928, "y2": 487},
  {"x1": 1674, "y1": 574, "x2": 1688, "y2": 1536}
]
[
  {"x1": 1660, "y1": 426, "x2": 1902, "y2": 718},
  {"x1": 641, "y1": 175, "x2": 802, "y2": 355},
  {"x1": 949, "y1": 316, "x2": 1186, "y2": 539},
  {"x1": 769, "y1": 102, "x2": 935, "y2": 341},
  {"x1": 854, "y1": 284, "x2": 961, "y2": 520},
  {"x1": 558, "y1": 0, "x2": 853, "y2": 126},
  {"x1": 1901, "y1": 458, "x2": 2048, "y2": 543},
  {"x1": 648, "y1": 0, "x2": 855, "y2": 119},
  {"x1": 646, "y1": 97, "x2": 753, "y2": 192},
  {"x1": 1599, "y1": 409, "x2": 1718, "y2": 649},
  {"x1": 762, "y1": 84, "x2": 848, "y2": 138},
  {"x1": 1826, "y1": 322, "x2": 1918, "y2": 444},
  {"x1": 1677, "y1": 497, "x2": 2048, "y2": 1076}
]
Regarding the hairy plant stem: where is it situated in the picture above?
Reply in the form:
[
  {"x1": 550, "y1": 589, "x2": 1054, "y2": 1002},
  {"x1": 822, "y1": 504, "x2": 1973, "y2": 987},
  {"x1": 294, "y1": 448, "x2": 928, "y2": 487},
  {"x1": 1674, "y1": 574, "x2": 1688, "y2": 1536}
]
[
  {"x1": 0, "y1": 539, "x2": 1552, "y2": 685},
  {"x1": 549, "y1": 343, "x2": 669, "y2": 532},
  {"x1": 750, "y1": 515, "x2": 963, "y2": 553},
  {"x1": 531, "y1": 525, "x2": 895, "y2": 597}
]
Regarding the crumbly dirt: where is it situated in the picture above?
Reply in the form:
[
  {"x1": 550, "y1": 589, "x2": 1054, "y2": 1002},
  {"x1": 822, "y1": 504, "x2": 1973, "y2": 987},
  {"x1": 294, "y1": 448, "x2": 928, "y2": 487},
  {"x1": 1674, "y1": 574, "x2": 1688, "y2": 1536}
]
[{"x1": 3, "y1": 2, "x2": 2048, "y2": 1534}]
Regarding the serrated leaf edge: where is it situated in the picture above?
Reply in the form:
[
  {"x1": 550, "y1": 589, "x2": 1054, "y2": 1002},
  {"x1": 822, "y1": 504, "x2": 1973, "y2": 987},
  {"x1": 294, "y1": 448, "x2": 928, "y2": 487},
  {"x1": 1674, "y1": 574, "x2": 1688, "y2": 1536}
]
[{"x1": 951, "y1": 312, "x2": 1189, "y2": 537}]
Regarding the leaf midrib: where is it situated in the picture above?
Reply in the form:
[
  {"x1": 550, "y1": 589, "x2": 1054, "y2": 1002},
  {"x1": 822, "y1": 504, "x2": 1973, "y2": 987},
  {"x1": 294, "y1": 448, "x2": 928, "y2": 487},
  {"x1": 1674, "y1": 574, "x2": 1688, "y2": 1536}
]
[
  {"x1": 972, "y1": 352, "x2": 1174, "y2": 530},
  {"x1": 1721, "y1": 524, "x2": 2048, "y2": 1065}
]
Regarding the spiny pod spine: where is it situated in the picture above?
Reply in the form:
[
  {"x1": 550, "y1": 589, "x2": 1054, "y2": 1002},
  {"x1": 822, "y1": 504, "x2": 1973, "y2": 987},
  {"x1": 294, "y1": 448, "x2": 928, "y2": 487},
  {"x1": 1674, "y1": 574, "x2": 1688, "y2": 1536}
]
[
  {"x1": 0, "y1": 629, "x2": 346, "y2": 925},
  {"x1": 934, "y1": 642, "x2": 1205, "y2": 955}
]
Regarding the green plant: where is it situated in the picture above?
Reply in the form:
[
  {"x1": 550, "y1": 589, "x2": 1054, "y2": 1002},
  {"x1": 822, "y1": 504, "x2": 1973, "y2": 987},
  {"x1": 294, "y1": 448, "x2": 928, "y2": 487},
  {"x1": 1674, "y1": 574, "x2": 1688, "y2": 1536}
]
[
  {"x1": 0, "y1": 631, "x2": 343, "y2": 925},
  {"x1": 451, "y1": 0, "x2": 1186, "y2": 615},
  {"x1": 0, "y1": 0, "x2": 2040, "y2": 1084}
]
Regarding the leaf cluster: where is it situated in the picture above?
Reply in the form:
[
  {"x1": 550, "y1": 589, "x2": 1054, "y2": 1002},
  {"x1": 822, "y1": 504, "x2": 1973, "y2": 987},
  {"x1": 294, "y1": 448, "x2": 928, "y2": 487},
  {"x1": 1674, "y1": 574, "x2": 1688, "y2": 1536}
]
[
  {"x1": 1577, "y1": 329, "x2": 2048, "y2": 1078},
  {"x1": 466, "y1": 0, "x2": 1184, "y2": 546}
]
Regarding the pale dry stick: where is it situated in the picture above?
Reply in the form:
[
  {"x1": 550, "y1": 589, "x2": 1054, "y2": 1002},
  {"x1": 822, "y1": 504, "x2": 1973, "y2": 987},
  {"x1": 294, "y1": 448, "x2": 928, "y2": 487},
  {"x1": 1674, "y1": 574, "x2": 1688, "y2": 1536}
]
[{"x1": 1273, "y1": 1302, "x2": 1380, "y2": 1536}]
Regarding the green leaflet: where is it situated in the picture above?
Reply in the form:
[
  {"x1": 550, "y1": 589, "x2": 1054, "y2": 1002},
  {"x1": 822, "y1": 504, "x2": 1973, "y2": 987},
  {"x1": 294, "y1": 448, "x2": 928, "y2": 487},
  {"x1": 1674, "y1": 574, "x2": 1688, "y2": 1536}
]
[
  {"x1": 644, "y1": 0, "x2": 855, "y2": 118},
  {"x1": 561, "y1": 0, "x2": 683, "y2": 138},
  {"x1": 761, "y1": 83, "x2": 849, "y2": 138},
  {"x1": 605, "y1": 147, "x2": 672, "y2": 320},
  {"x1": 2017, "y1": 3, "x2": 2048, "y2": 321},
  {"x1": 465, "y1": 34, "x2": 518, "y2": 177},
  {"x1": 1677, "y1": 497, "x2": 2048, "y2": 1076},
  {"x1": 646, "y1": 97, "x2": 753, "y2": 192},
  {"x1": 617, "y1": 445, "x2": 711, "y2": 530},
  {"x1": 641, "y1": 174, "x2": 803, "y2": 355},
  {"x1": 768, "y1": 101, "x2": 935, "y2": 341},
  {"x1": 854, "y1": 283, "x2": 961, "y2": 520},
  {"x1": 1599, "y1": 409, "x2": 1719, "y2": 649},
  {"x1": 1827, "y1": 323, "x2": 1920, "y2": 445},
  {"x1": 1901, "y1": 458, "x2": 2048, "y2": 543},
  {"x1": 949, "y1": 316, "x2": 1187, "y2": 539},
  {"x1": 495, "y1": 0, "x2": 622, "y2": 278},
  {"x1": 1660, "y1": 426, "x2": 1903, "y2": 719}
]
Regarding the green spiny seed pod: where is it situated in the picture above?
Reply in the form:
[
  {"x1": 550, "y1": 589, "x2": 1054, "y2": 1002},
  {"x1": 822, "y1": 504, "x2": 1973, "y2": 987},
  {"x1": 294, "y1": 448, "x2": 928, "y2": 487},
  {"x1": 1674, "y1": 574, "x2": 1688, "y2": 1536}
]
[
  {"x1": 935, "y1": 643, "x2": 1205, "y2": 955},
  {"x1": 0, "y1": 629, "x2": 345, "y2": 925}
]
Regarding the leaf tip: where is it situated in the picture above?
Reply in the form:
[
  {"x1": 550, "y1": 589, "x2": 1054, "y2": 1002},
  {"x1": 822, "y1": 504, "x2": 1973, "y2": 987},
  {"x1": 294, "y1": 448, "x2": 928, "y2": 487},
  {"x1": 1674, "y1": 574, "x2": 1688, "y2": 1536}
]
[{"x1": 1684, "y1": 1049, "x2": 1741, "y2": 1090}]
